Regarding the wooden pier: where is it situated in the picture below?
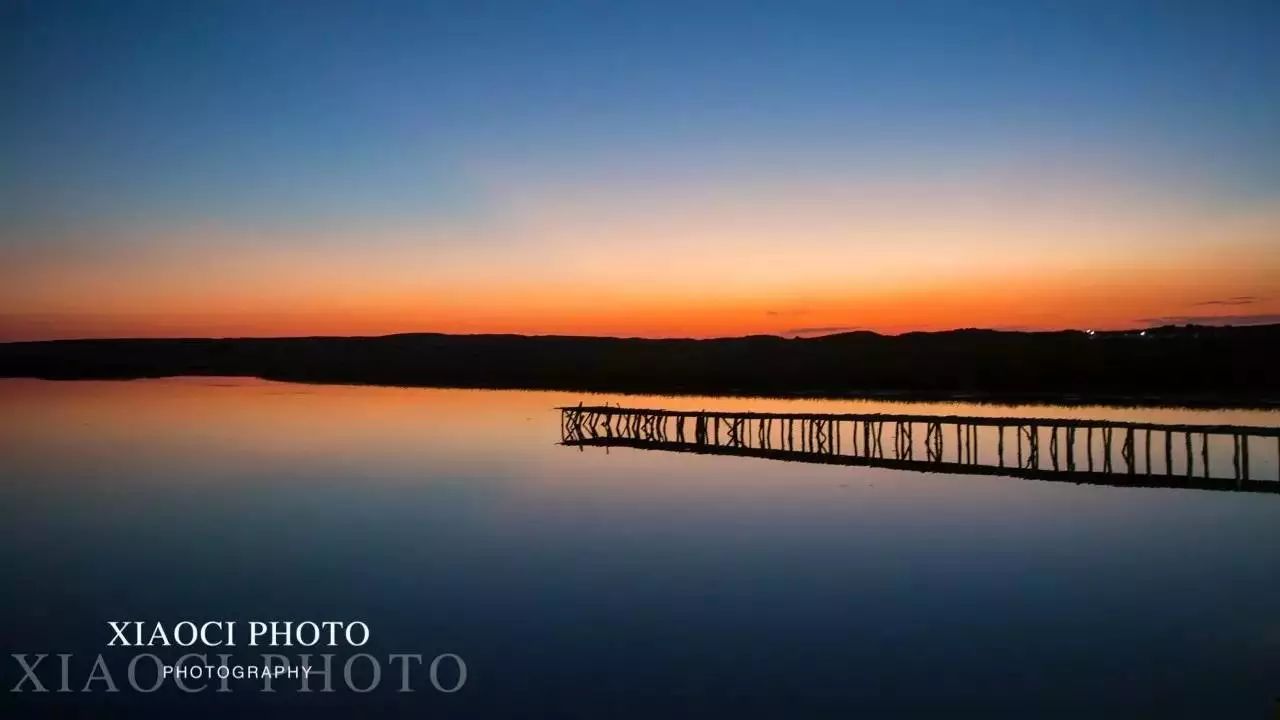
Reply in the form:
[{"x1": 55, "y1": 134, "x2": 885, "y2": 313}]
[{"x1": 559, "y1": 405, "x2": 1280, "y2": 494}]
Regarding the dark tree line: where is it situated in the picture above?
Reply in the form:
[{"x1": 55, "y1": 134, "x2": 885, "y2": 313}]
[{"x1": 1, "y1": 324, "x2": 1276, "y2": 406}]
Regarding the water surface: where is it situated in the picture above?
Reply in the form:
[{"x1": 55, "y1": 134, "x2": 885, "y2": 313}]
[{"x1": 2, "y1": 378, "x2": 1278, "y2": 717}]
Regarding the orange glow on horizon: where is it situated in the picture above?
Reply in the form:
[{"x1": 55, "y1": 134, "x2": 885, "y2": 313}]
[
  {"x1": 3, "y1": 169, "x2": 1277, "y2": 341},
  {"x1": 3, "y1": 266, "x2": 1278, "y2": 342}
]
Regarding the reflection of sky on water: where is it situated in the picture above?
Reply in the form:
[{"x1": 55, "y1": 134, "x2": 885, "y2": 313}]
[{"x1": 1, "y1": 378, "x2": 1278, "y2": 717}]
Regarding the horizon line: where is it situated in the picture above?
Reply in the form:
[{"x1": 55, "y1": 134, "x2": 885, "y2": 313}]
[{"x1": 4, "y1": 322, "x2": 1276, "y2": 345}]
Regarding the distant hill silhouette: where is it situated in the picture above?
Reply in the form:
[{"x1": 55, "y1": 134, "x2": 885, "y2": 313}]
[{"x1": 1, "y1": 324, "x2": 1277, "y2": 406}]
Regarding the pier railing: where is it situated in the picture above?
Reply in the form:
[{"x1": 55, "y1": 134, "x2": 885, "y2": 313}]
[{"x1": 559, "y1": 405, "x2": 1280, "y2": 494}]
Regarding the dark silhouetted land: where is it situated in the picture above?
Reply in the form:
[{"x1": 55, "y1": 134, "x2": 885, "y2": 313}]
[{"x1": 1, "y1": 324, "x2": 1277, "y2": 407}]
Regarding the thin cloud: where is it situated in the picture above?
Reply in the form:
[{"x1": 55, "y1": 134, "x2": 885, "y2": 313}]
[
  {"x1": 1192, "y1": 296, "x2": 1261, "y2": 306},
  {"x1": 783, "y1": 325, "x2": 867, "y2": 337},
  {"x1": 1139, "y1": 313, "x2": 1280, "y2": 327}
]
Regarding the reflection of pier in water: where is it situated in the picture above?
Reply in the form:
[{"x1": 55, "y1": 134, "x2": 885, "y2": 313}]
[{"x1": 560, "y1": 405, "x2": 1280, "y2": 494}]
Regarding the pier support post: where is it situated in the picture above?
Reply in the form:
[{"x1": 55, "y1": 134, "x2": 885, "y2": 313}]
[
  {"x1": 1185, "y1": 432, "x2": 1193, "y2": 478},
  {"x1": 1144, "y1": 429, "x2": 1151, "y2": 475}
]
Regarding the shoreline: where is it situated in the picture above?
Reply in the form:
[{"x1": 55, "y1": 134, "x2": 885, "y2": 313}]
[{"x1": 6, "y1": 372, "x2": 1278, "y2": 411}]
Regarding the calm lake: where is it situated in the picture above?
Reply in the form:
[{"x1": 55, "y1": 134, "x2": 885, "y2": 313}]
[{"x1": 3, "y1": 377, "x2": 1279, "y2": 718}]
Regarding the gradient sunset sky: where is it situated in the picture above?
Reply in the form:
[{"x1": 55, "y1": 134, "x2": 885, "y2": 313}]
[{"x1": 3, "y1": 0, "x2": 1278, "y2": 340}]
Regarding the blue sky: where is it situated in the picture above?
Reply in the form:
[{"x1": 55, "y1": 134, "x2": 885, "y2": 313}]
[{"x1": 2, "y1": 0, "x2": 1278, "y2": 338}]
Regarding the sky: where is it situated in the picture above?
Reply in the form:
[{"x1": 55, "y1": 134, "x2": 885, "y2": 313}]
[{"x1": 2, "y1": 0, "x2": 1278, "y2": 340}]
